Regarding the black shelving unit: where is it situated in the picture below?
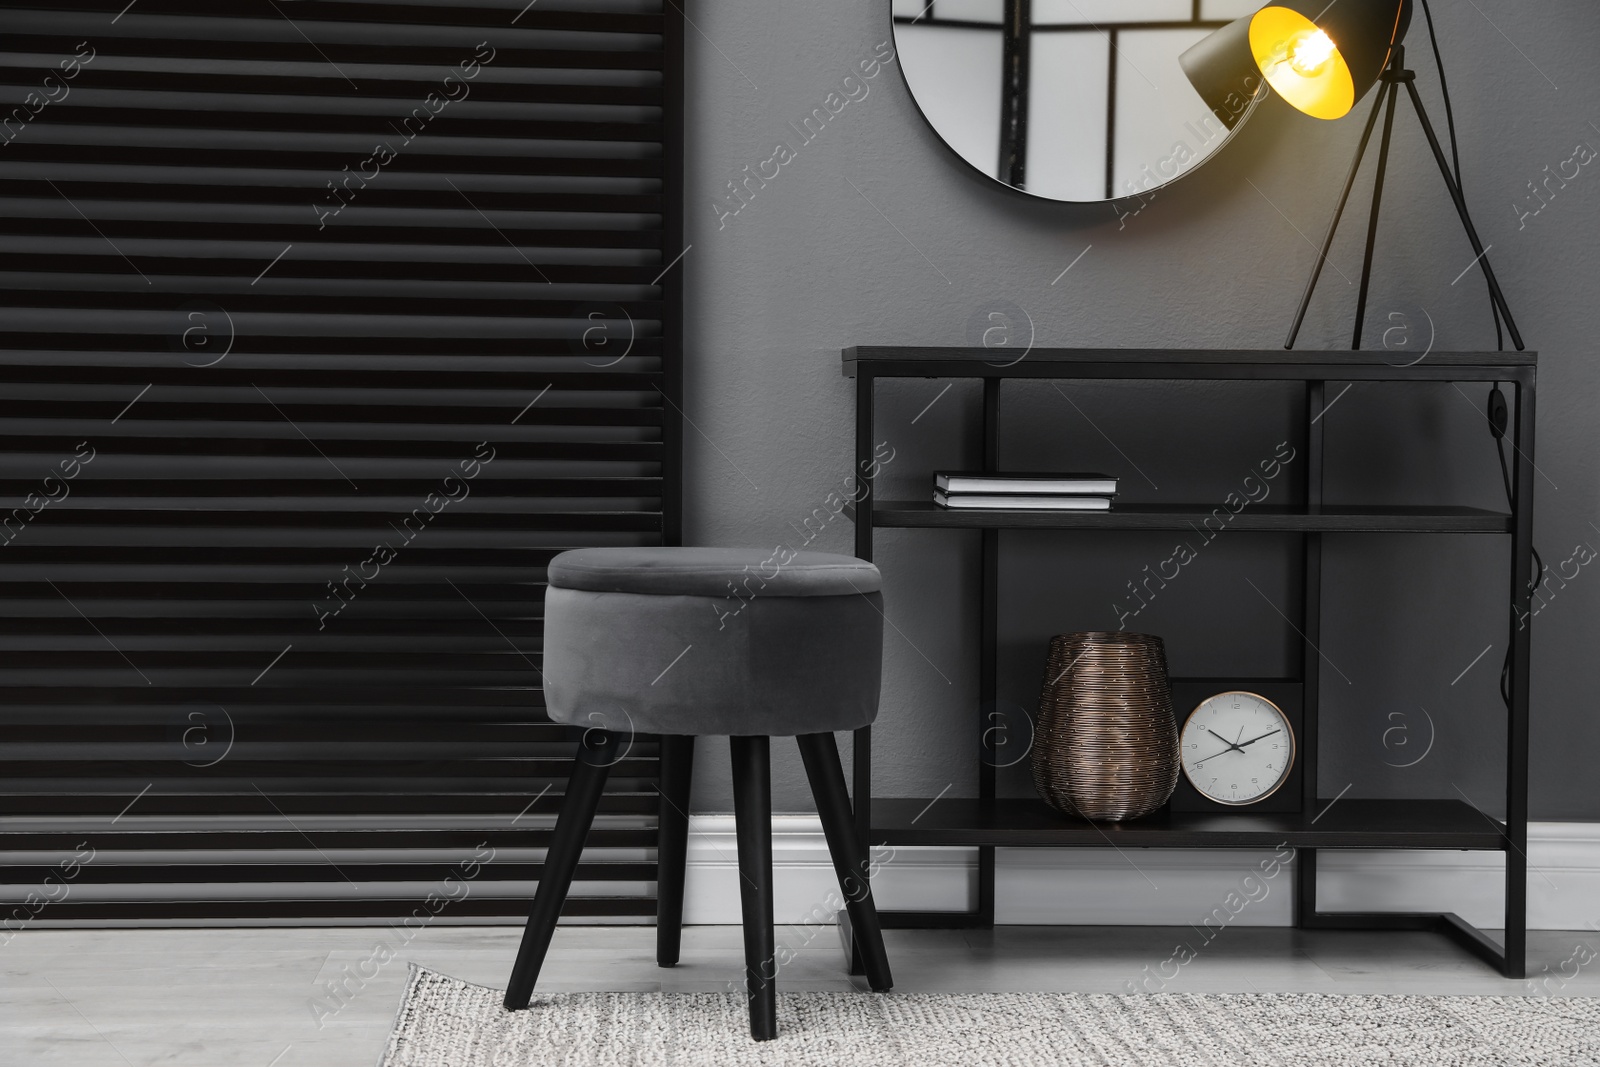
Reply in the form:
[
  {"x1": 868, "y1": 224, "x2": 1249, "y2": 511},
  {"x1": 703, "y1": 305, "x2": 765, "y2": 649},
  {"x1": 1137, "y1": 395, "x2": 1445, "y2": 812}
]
[{"x1": 846, "y1": 347, "x2": 1535, "y2": 977}]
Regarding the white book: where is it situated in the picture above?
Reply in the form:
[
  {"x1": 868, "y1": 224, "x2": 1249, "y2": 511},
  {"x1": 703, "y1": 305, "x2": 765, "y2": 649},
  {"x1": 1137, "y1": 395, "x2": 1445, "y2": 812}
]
[
  {"x1": 935, "y1": 472, "x2": 1118, "y2": 495},
  {"x1": 934, "y1": 492, "x2": 1112, "y2": 511}
]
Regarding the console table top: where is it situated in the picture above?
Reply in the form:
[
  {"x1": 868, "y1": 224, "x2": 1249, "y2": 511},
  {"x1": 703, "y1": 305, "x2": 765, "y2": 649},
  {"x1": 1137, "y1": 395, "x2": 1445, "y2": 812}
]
[{"x1": 842, "y1": 347, "x2": 1537, "y2": 379}]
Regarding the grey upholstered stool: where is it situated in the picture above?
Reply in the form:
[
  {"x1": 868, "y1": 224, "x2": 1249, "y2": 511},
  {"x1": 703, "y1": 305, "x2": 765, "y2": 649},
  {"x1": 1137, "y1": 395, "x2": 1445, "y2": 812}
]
[{"x1": 502, "y1": 547, "x2": 894, "y2": 1041}]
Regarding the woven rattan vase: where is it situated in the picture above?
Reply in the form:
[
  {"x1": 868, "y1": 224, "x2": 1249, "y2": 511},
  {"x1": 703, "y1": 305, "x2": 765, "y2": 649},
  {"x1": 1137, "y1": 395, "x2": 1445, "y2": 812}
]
[{"x1": 1032, "y1": 632, "x2": 1178, "y2": 821}]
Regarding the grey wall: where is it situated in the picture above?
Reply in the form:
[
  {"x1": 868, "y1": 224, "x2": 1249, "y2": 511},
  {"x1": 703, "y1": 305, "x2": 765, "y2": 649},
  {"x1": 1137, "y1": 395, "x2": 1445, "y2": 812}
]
[{"x1": 679, "y1": 1, "x2": 1600, "y2": 821}]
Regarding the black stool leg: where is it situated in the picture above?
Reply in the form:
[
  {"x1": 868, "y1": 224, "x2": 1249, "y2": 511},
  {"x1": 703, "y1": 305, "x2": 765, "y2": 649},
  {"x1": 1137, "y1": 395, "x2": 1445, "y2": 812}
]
[
  {"x1": 797, "y1": 731, "x2": 894, "y2": 993},
  {"x1": 730, "y1": 735, "x2": 777, "y2": 1042},
  {"x1": 656, "y1": 734, "x2": 694, "y2": 967},
  {"x1": 503, "y1": 729, "x2": 620, "y2": 1011}
]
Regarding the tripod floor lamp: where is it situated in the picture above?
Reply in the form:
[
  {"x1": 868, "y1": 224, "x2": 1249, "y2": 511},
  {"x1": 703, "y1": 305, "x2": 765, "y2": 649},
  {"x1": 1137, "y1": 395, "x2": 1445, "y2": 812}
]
[{"x1": 1181, "y1": 0, "x2": 1525, "y2": 351}]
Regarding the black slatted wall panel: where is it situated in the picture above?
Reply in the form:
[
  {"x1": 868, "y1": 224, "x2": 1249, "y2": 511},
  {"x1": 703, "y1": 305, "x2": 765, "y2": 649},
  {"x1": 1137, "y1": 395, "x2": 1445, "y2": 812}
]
[{"x1": 0, "y1": 0, "x2": 682, "y2": 922}]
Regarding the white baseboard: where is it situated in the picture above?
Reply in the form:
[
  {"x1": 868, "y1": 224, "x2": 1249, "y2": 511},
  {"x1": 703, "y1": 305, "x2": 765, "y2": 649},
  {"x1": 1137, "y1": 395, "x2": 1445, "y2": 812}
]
[{"x1": 682, "y1": 815, "x2": 1600, "y2": 932}]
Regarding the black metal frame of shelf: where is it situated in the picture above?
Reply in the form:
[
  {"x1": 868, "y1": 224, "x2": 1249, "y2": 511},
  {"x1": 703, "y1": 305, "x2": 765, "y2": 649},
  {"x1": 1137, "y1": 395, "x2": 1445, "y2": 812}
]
[{"x1": 845, "y1": 347, "x2": 1535, "y2": 978}]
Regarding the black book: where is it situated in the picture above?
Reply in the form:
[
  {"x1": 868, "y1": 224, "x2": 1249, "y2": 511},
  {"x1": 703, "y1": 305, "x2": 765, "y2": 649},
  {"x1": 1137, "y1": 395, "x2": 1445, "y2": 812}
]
[{"x1": 933, "y1": 492, "x2": 1112, "y2": 511}]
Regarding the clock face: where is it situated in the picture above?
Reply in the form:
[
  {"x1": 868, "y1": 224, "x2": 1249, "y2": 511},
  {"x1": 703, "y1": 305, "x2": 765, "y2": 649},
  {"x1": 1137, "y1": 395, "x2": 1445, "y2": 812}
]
[{"x1": 1180, "y1": 692, "x2": 1295, "y2": 806}]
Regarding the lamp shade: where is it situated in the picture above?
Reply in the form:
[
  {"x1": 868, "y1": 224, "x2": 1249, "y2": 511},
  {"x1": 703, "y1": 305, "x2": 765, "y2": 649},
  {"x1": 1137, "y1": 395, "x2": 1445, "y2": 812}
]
[
  {"x1": 1178, "y1": 15, "x2": 1264, "y2": 132},
  {"x1": 1183, "y1": 0, "x2": 1412, "y2": 123}
]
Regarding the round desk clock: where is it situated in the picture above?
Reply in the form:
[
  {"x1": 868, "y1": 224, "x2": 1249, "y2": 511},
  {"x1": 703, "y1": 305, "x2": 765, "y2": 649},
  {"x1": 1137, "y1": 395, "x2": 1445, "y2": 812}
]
[{"x1": 1179, "y1": 691, "x2": 1296, "y2": 806}]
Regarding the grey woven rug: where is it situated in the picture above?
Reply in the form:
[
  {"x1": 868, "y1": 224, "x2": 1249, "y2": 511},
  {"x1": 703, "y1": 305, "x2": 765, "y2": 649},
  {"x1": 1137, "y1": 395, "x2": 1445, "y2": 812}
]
[{"x1": 380, "y1": 965, "x2": 1600, "y2": 1066}]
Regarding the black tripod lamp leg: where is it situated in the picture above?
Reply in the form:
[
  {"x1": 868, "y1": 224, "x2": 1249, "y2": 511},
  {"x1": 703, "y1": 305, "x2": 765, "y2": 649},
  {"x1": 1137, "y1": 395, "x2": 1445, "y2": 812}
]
[
  {"x1": 1286, "y1": 75, "x2": 1395, "y2": 350},
  {"x1": 1352, "y1": 81, "x2": 1401, "y2": 350},
  {"x1": 1401, "y1": 79, "x2": 1526, "y2": 350}
]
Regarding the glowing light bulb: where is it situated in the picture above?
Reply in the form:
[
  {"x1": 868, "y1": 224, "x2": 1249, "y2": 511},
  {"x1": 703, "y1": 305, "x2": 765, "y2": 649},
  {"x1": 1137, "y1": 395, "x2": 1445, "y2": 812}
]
[
  {"x1": 1288, "y1": 29, "x2": 1337, "y2": 76},
  {"x1": 1246, "y1": 8, "x2": 1355, "y2": 118}
]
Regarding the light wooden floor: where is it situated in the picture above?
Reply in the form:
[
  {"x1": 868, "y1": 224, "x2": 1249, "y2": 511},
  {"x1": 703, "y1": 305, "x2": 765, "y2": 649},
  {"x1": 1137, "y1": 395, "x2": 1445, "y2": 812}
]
[{"x1": 4, "y1": 924, "x2": 1597, "y2": 1066}]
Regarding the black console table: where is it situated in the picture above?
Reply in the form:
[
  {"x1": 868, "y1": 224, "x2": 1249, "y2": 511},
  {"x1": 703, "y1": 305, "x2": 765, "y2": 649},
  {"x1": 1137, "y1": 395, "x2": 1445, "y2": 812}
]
[{"x1": 845, "y1": 347, "x2": 1535, "y2": 978}]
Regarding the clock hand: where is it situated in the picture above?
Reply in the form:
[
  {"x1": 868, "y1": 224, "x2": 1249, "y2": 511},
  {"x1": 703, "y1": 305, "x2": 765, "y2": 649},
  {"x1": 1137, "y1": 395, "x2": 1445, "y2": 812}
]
[
  {"x1": 1193, "y1": 746, "x2": 1238, "y2": 767},
  {"x1": 1205, "y1": 729, "x2": 1246, "y2": 754},
  {"x1": 1236, "y1": 729, "x2": 1282, "y2": 749}
]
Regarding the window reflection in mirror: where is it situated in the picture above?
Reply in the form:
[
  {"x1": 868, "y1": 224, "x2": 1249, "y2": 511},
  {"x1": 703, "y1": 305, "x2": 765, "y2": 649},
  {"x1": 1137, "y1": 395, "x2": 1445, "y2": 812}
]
[{"x1": 892, "y1": 0, "x2": 1266, "y2": 203}]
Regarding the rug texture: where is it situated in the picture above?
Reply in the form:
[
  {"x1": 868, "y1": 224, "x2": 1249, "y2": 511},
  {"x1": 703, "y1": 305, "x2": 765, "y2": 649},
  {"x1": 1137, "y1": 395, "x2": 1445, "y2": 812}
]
[{"x1": 379, "y1": 964, "x2": 1600, "y2": 1066}]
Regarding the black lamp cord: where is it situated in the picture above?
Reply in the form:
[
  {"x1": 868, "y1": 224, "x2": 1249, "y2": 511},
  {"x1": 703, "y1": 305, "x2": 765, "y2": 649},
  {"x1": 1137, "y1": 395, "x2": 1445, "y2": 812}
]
[
  {"x1": 1419, "y1": 0, "x2": 1535, "y2": 709},
  {"x1": 1487, "y1": 382, "x2": 1542, "y2": 707}
]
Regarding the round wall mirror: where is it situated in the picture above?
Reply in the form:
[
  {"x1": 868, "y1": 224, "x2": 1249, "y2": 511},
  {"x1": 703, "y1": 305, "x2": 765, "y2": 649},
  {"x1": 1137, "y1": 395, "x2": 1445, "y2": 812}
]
[{"x1": 893, "y1": 0, "x2": 1268, "y2": 203}]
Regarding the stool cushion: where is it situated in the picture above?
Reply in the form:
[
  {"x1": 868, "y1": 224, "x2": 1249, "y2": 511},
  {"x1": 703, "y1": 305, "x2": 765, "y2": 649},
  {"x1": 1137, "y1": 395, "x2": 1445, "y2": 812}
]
[
  {"x1": 548, "y1": 547, "x2": 882, "y2": 598},
  {"x1": 541, "y1": 548, "x2": 884, "y2": 737}
]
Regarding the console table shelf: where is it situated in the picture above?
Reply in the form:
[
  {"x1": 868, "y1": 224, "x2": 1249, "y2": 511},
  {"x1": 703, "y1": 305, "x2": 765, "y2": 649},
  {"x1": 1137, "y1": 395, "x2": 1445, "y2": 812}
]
[
  {"x1": 873, "y1": 501, "x2": 1513, "y2": 534},
  {"x1": 845, "y1": 347, "x2": 1535, "y2": 979},
  {"x1": 870, "y1": 797, "x2": 1504, "y2": 850}
]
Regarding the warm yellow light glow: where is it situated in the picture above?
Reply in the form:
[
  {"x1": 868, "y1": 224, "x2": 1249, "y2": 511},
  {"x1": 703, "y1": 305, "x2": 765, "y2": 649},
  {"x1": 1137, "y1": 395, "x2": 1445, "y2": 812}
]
[
  {"x1": 1250, "y1": 7, "x2": 1356, "y2": 120},
  {"x1": 1288, "y1": 29, "x2": 1337, "y2": 76}
]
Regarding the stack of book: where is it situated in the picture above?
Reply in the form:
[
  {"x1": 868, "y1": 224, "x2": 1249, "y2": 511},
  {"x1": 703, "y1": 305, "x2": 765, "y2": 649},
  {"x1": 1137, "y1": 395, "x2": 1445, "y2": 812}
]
[{"x1": 933, "y1": 471, "x2": 1118, "y2": 511}]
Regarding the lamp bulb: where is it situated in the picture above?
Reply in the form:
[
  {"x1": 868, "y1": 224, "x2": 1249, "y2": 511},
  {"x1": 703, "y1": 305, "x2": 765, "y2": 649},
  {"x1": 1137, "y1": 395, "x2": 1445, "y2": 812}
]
[{"x1": 1287, "y1": 29, "x2": 1337, "y2": 76}]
